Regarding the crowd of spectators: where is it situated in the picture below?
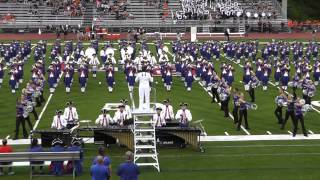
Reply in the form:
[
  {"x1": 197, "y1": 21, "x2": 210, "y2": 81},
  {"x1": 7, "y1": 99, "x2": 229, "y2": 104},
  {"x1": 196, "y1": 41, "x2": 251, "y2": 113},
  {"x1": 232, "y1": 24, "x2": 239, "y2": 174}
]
[
  {"x1": 0, "y1": 13, "x2": 16, "y2": 24},
  {"x1": 96, "y1": 0, "x2": 132, "y2": 20},
  {"x1": 46, "y1": 0, "x2": 85, "y2": 16},
  {"x1": 174, "y1": 0, "x2": 209, "y2": 20}
]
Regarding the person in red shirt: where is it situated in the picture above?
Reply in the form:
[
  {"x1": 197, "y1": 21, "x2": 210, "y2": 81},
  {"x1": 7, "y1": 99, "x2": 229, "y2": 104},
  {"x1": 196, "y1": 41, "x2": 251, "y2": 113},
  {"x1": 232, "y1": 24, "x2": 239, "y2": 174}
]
[{"x1": 0, "y1": 139, "x2": 14, "y2": 176}]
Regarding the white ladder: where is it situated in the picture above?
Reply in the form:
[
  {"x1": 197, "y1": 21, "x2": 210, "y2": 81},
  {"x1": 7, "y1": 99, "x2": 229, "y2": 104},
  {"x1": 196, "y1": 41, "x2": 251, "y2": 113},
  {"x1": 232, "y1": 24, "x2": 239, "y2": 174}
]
[{"x1": 133, "y1": 110, "x2": 160, "y2": 172}]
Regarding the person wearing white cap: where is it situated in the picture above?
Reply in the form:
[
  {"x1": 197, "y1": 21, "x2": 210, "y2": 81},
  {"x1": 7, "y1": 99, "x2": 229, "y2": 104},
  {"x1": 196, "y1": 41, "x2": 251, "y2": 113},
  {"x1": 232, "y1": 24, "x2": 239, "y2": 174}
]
[
  {"x1": 51, "y1": 110, "x2": 67, "y2": 130},
  {"x1": 153, "y1": 107, "x2": 166, "y2": 127},
  {"x1": 113, "y1": 104, "x2": 128, "y2": 126},
  {"x1": 63, "y1": 101, "x2": 79, "y2": 129},
  {"x1": 135, "y1": 66, "x2": 153, "y2": 110},
  {"x1": 95, "y1": 108, "x2": 113, "y2": 127},
  {"x1": 161, "y1": 99, "x2": 174, "y2": 122},
  {"x1": 175, "y1": 103, "x2": 192, "y2": 127}
]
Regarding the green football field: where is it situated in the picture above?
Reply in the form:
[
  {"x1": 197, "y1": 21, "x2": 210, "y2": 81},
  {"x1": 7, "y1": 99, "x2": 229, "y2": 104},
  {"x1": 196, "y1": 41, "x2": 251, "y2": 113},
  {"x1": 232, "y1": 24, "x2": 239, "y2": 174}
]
[{"x1": 0, "y1": 39, "x2": 320, "y2": 179}]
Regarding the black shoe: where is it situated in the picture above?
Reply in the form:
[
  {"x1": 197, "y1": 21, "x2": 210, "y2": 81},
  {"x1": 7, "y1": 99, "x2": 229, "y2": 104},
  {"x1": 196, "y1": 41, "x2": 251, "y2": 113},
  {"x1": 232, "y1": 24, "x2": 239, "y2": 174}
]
[{"x1": 304, "y1": 134, "x2": 308, "y2": 137}]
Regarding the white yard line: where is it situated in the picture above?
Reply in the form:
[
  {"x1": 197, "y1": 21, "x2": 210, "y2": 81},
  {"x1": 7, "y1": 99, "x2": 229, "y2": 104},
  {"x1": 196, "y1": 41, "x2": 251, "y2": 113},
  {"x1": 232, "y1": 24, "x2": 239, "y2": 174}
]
[{"x1": 198, "y1": 82, "x2": 251, "y2": 135}]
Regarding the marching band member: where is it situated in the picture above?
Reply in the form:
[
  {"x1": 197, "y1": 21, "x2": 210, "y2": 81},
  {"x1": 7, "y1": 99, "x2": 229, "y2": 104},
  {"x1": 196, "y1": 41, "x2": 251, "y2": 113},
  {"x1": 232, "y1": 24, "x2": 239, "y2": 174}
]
[
  {"x1": 210, "y1": 73, "x2": 221, "y2": 103},
  {"x1": 64, "y1": 64, "x2": 73, "y2": 93},
  {"x1": 293, "y1": 98, "x2": 308, "y2": 137},
  {"x1": 163, "y1": 65, "x2": 173, "y2": 91},
  {"x1": 161, "y1": 99, "x2": 174, "y2": 122},
  {"x1": 95, "y1": 108, "x2": 113, "y2": 127},
  {"x1": 135, "y1": 66, "x2": 153, "y2": 110},
  {"x1": 243, "y1": 62, "x2": 252, "y2": 91},
  {"x1": 67, "y1": 138, "x2": 83, "y2": 176},
  {"x1": 105, "y1": 63, "x2": 115, "y2": 93},
  {"x1": 47, "y1": 64, "x2": 56, "y2": 93},
  {"x1": 153, "y1": 107, "x2": 166, "y2": 127},
  {"x1": 274, "y1": 89, "x2": 286, "y2": 124},
  {"x1": 50, "y1": 138, "x2": 65, "y2": 176},
  {"x1": 313, "y1": 61, "x2": 320, "y2": 85},
  {"x1": 120, "y1": 99, "x2": 132, "y2": 120},
  {"x1": 51, "y1": 110, "x2": 67, "y2": 130},
  {"x1": 232, "y1": 88, "x2": 240, "y2": 124},
  {"x1": 302, "y1": 80, "x2": 316, "y2": 105},
  {"x1": 280, "y1": 67, "x2": 290, "y2": 90},
  {"x1": 100, "y1": 47, "x2": 107, "y2": 65},
  {"x1": 248, "y1": 72, "x2": 259, "y2": 102},
  {"x1": 261, "y1": 63, "x2": 271, "y2": 91},
  {"x1": 219, "y1": 81, "x2": 231, "y2": 118},
  {"x1": 185, "y1": 64, "x2": 194, "y2": 91},
  {"x1": 14, "y1": 98, "x2": 28, "y2": 139},
  {"x1": 237, "y1": 93, "x2": 250, "y2": 131},
  {"x1": 89, "y1": 54, "x2": 100, "y2": 78},
  {"x1": 0, "y1": 61, "x2": 4, "y2": 88},
  {"x1": 281, "y1": 95, "x2": 295, "y2": 130},
  {"x1": 63, "y1": 101, "x2": 79, "y2": 129},
  {"x1": 175, "y1": 103, "x2": 192, "y2": 127},
  {"x1": 113, "y1": 104, "x2": 128, "y2": 126},
  {"x1": 78, "y1": 64, "x2": 88, "y2": 93},
  {"x1": 125, "y1": 64, "x2": 136, "y2": 92},
  {"x1": 8, "y1": 67, "x2": 18, "y2": 93}
]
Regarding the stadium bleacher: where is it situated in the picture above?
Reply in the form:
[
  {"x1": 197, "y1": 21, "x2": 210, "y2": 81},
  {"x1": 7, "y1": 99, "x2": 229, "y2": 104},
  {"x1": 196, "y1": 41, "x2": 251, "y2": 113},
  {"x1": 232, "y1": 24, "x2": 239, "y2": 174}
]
[{"x1": 0, "y1": 0, "x2": 287, "y2": 32}]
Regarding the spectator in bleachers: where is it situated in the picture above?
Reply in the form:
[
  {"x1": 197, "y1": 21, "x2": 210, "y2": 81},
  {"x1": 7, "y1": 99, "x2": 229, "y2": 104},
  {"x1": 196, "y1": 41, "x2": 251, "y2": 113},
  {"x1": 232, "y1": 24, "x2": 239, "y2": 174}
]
[
  {"x1": 0, "y1": 139, "x2": 14, "y2": 176},
  {"x1": 29, "y1": 138, "x2": 44, "y2": 174}
]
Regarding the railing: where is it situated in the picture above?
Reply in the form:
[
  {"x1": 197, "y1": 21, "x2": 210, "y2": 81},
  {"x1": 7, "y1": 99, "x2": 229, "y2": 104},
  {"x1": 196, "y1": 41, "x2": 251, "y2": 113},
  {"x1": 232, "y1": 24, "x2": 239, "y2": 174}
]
[{"x1": 0, "y1": 18, "x2": 287, "y2": 29}]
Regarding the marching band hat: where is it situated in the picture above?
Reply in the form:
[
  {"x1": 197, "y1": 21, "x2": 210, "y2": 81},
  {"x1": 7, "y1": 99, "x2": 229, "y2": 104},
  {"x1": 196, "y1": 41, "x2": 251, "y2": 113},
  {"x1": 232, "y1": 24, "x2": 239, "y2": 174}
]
[
  {"x1": 118, "y1": 104, "x2": 125, "y2": 108},
  {"x1": 71, "y1": 137, "x2": 81, "y2": 145},
  {"x1": 156, "y1": 107, "x2": 162, "y2": 111},
  {"x1": 180, "y1": 102, "x2": 188, "y2": 106},
  {"x1": 52, "y1": 138, "x2": 63, "y2": 146},
  {"x1": 56, "y1": 109, "x2": 63, "y2": 114},
  {"x1": 66, "y1": 101, "x2": 73, "y2": 106},
  {"x1": 101, "y1": 108, "x2": 110, "y2": 113},
  {"x1": 163, "y1": 99, "x2": 170, "y2": 103}
]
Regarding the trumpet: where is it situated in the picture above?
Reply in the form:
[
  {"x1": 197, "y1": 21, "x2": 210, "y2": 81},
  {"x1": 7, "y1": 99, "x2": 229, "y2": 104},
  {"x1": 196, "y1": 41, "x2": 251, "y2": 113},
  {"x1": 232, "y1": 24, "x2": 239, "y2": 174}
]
[{"x1": 245, "y1": 102, "x2": 258, "y2": 110}]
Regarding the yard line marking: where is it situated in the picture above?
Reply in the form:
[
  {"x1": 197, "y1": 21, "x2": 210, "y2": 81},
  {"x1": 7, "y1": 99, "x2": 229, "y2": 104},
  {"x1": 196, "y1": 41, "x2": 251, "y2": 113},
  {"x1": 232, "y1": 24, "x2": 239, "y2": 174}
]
[
  {"x1": 311, "y1": 106, "x2": 320, "y2": 114},
  {"x1": 266, "y1": 131, "x2": 272, "y2": 135},
  {"x1": 308, "y1": 130, "x2": 314, "y2": 134},
  {"x1": 288, "y1": 131, "x2": 293, "y2": 135},
  {"x1": 224, "y1": 132, "x2": 229, "y2": 136},
  {"x1": 198, "y1": 82, "x2": 251, "y2": 135},
  {"x1": 33, "y1": 94, "x2": 53, "y2": 130}
]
